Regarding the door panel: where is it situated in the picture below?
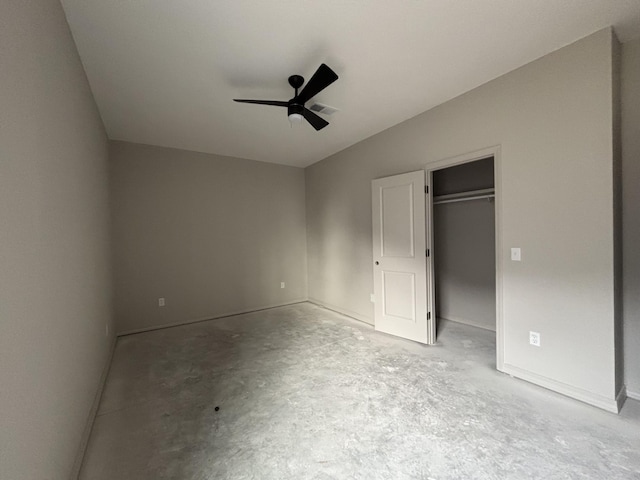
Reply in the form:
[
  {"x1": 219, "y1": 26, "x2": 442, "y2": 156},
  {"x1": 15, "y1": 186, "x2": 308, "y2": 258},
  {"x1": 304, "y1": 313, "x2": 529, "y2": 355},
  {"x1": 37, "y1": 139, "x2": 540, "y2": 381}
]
[
  {"x1": 372, "y1": 171, "x2": 431, "y2": 344},
  {"x1": 381, "y1": 185, "x2": 415, "y2": 257},
  {"x1": 382, "y1": 271, "x2": 416, "y2": 321}
]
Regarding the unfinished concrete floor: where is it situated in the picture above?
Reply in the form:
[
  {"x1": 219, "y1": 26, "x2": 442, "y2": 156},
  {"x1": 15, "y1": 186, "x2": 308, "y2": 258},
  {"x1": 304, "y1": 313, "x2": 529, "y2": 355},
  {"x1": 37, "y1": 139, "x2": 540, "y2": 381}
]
[{"x1": 79, "y1": 303, "x2": 640, "y2": 479}]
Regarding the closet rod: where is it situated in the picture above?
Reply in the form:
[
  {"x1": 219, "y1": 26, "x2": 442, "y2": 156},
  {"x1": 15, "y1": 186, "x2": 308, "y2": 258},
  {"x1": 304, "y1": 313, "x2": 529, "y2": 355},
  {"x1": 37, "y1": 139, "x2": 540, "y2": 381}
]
[
  {"x1": 432, "y1": 187, "x2": 495, "y2": 205},
  {"x1": 433, "y1": 193, "x2": 495, "y2": 205}
]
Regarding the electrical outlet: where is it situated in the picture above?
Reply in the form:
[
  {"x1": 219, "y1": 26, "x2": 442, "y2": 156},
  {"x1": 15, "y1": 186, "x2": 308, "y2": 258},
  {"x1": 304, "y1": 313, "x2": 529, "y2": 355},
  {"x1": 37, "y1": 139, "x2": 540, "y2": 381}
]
[
  {"x1": 158, "y1": 297, "x2": 165, "y2": 307},
  {"x1": 370, "y1": 293, "x2": 375, "y2": 303},
  {"x1": 280, "y1": 282, "x2": 285, "y2": 289},
  {"x1": 529, "y1": 331, "x2": 541, "y2": 347},
  {"x1": 511, "y1": 248, "x2": 521, "y2": 261}
]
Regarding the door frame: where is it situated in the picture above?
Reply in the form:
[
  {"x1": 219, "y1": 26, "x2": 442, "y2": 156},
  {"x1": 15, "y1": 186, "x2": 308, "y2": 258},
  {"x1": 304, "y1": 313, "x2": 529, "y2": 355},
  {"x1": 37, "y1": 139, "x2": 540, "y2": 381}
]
[{"x1": 424, "y1": 145, "x2": 504, "y2": 371}]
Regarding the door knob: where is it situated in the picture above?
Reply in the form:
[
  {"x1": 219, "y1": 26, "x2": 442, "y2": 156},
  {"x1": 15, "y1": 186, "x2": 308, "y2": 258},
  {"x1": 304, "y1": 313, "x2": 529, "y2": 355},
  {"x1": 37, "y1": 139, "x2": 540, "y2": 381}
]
[{"x1": 375, "y1": 261, "x2": 379, "y2": 265}]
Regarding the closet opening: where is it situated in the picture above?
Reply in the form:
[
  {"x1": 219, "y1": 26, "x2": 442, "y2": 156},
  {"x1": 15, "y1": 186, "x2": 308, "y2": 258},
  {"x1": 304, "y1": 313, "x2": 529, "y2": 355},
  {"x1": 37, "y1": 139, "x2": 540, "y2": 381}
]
[{"x1": 429, "y1": 155, "x2": 497, "y2": 355}]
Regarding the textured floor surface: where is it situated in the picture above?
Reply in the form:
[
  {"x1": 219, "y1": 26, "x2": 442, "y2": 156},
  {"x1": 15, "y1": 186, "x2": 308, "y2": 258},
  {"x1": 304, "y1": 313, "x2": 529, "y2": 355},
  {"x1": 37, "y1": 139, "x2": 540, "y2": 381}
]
[{"x1": 80, "y1": 303, "x2": 640, "y2": 479}]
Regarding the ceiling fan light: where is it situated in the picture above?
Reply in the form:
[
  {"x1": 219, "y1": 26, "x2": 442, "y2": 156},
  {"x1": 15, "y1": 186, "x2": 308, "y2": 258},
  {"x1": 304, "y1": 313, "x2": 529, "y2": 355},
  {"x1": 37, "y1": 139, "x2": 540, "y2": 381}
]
[{"x1": 288, "y1": 113, "x2": 303, "y2": 123}]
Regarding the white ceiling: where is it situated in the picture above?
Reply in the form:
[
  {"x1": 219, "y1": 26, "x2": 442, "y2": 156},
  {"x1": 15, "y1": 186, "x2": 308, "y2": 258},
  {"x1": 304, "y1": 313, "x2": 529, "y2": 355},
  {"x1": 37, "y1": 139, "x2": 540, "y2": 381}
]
[{"x1": 61, "y1": 1, "x2": 640, "y2": 168}]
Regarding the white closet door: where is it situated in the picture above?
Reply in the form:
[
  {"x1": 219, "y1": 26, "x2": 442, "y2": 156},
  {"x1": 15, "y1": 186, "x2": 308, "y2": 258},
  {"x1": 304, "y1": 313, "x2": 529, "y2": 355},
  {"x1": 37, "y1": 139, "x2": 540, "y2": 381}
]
[{"x1": 372, "y1": 171, "x2": 432, "y2": 344}]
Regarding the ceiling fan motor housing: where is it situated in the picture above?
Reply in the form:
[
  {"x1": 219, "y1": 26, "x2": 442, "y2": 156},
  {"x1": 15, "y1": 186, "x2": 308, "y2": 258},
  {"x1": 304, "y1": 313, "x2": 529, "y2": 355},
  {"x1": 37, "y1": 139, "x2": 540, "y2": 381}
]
[{"x1": 288, "y1": 102, "x2": 304, "y2": 118}]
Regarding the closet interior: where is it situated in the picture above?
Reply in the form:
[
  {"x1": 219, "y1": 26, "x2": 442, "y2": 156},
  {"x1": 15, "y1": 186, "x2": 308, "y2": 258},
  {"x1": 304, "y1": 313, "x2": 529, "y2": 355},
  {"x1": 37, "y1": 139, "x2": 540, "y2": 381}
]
[{"x1": 432, "y1": 156, "x2": 496, "y2": 334}]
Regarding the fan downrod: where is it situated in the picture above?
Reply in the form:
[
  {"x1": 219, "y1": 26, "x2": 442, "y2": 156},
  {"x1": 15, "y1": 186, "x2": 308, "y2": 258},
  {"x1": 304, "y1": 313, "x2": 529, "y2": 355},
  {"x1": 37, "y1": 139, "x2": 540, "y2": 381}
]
[{"x1": 288, "y1": 75, "x2": 304, "y2": 96}]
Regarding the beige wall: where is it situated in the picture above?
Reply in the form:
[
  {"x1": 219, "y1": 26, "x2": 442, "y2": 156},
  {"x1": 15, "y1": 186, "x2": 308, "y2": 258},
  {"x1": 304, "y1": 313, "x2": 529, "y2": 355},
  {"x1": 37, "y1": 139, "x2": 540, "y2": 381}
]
[
  {"x1": 110, "y1": 141, "x2": 307, "y2": 334},
  {"x1": 306, "y1": 29, "x2": 620, "y2": 410},
  {"x1": 0, "y1": 1, "x2": 114, "y2": 479},
  {"x1": 622, "y1": 37, "x2": 640, "y2": 399}
]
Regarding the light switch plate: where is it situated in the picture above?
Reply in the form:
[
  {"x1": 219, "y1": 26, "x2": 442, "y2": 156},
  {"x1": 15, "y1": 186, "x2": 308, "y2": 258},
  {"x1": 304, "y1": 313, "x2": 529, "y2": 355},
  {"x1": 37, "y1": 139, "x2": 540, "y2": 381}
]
[{"x1": 511, "y1": 248, "x2": 521, "y2": 261}]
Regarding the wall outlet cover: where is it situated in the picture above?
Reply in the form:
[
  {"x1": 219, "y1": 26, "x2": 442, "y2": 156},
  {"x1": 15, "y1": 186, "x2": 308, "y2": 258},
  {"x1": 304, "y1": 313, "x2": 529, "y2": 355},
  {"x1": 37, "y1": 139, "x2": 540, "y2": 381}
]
[
  {"x1": 511, "y1": 247, "x2": 522, "y2": 261},
  {"x1": 529, "y1": 331, "x2": 541, "y2": 347},
  {"x1": 280, "y1": 282, "x2": 285, "y2": 289},
  {"x1": 158, "y1": 297, "x2": 165, "y2": 307}
]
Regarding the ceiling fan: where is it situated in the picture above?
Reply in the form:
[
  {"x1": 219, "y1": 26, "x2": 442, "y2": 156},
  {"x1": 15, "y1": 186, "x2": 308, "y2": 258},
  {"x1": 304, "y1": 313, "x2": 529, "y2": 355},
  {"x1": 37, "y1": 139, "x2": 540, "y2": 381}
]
[{"x1": 234, "y1": 63, "x2": 339, "y2": 131}]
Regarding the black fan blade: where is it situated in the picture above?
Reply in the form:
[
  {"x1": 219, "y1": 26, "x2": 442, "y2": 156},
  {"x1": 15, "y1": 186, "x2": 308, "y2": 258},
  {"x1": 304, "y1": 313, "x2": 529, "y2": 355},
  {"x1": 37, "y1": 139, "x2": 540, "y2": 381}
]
[
  {"x1": 303, "y1": 108, "x2": 329, "y2": 131},
  {"x1": 233, "y1": 99, "x2": 288, "y2": 107},
  {"x1": 295, "y1": 64, "x2": 338, "y2": 104}
]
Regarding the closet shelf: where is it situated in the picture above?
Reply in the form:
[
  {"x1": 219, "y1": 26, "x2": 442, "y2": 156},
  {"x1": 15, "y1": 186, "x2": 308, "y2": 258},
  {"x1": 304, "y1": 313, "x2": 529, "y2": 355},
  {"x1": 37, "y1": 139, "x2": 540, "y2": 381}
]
[{"x1": 433, "y1": 188, "x2": 495, "y2": 205}]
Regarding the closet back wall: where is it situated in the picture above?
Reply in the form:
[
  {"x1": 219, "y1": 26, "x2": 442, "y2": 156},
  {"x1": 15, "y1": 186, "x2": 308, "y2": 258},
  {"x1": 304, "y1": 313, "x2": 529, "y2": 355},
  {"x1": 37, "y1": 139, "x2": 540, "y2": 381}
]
[
  {"x1": 110, "y1": 141, "x2": 308, "y2": 334},
  {"x1": 434, "y1": 206, "x2": 495, "y2": 330}
]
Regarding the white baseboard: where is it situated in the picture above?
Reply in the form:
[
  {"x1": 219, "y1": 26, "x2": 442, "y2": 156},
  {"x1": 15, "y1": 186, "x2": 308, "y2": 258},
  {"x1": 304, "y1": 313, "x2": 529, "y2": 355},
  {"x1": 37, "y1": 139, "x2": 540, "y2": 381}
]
[
  {"x1": 438, "y1": 314, "x2": 496, "y2": 332},
  {"x1": 502, "y1": 363, "x2": 621, "y2": 414},
  {"x1": 627, "y1": 389, "x2": 640, "y2": 401},
  {"x1": 70, "y1": 336, "x2": 117, "y2": 479},
  {"x1": 307, "y1": 298, "x2": 373, "y2": 326},
  {"x1": 116, "y1": 299, "x2": 308, "y2": 336}
]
